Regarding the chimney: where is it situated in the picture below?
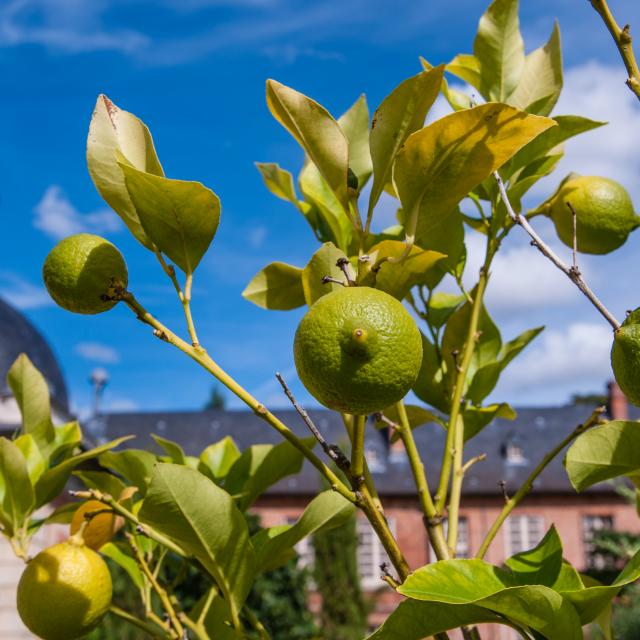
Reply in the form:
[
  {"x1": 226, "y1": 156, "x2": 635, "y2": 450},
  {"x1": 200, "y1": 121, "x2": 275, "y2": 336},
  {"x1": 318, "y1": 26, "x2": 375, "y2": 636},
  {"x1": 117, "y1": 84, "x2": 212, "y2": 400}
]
[{"x1": 607, "y1": 380, "x2": 628, "y2": 420}]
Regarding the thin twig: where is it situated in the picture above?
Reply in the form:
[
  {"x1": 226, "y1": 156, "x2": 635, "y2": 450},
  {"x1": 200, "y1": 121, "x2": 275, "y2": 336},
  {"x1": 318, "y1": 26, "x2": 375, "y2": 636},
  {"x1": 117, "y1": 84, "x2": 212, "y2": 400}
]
[
  {"x1": 380, "y1": 562, "x2": 400, "y2": 589},
  {"x1": 275, "y1": 372, "x2": 351, "y2": 473},
  {"x1": 461, "y1": 453, "x2": 487, "y2": 475},
  {"x1": 590, "y1": 0, "x2": 640, "y2": 101},
  {"x1": 568, "y1": 202, "x2": 578, "y2": 271},
  {"x1": 497, "y1": 480, "x2": 509, "y2": 503},
  {"x1": 109, "y1": 605, "x2": 171, "y2": 639},
  {"x1": 495, "y1": 173, "x2": 621, "y2": 330},
  {"x1": 476, "y1": 406, "x2": 605, "y2": 559},
  {"x1": 336, "y1": 257, "x2": 356, "y2": 285}
]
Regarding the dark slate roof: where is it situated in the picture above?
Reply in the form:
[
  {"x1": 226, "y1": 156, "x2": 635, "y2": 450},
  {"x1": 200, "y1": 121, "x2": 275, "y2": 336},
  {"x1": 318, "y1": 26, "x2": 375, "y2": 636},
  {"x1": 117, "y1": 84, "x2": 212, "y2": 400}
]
[
  {"x1": 0, "y1": 297, "x2": 69, "y2": 412},
  {"x1": 92, "y1": 402, "x2": 638, "y2": 497}
]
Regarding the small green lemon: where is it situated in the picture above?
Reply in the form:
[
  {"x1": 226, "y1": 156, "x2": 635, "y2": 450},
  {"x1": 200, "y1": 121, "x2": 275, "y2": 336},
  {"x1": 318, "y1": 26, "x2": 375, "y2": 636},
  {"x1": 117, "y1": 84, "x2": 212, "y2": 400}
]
[
  {"x1": 17, "y1": 538, "x2": 112, "y2": 640},
  {"x1": 43, "y1": 234, "x2": 128, "y2": 314},
  {"x1": 547, "y1": 176, "x2": 639, "y2": 254},
  {"x1": 294, "y1": 287, "x2": 423, "y2": 415},
  {"x1": 611, "y1": 308, "x2": 640, "y2": 406}
]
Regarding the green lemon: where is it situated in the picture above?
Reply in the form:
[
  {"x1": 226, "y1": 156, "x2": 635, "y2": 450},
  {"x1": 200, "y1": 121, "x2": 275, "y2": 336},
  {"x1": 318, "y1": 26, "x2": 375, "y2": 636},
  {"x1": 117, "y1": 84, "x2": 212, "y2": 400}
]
[
  {"x1": 547, "y1": 176, "x2": 639, "y2": 255},
  {"x1": 611, "y1": 308, "x2": 640, "y2": 406},
  {"x1": 17, "y1": 538, "x2": 112, "y2": 640},
  {"x1": 43, "y1": 234, "x2": 128, "y2": 315},
  {"x1": 294, "y1": 286, "x2": 423, "y2": 415}
]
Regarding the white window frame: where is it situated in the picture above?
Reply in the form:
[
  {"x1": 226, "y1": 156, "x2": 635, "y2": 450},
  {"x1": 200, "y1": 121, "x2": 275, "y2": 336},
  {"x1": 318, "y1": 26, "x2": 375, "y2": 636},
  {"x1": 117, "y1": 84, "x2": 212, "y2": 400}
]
[
  {"x1": 504, "y1": 515, "x2": 545, "y2": 556},
  {"x1": 431, "y1": 517, "x2": 470, "y2": 560},
  {"x1": 583, "y1": 514, "x2": 614, "y2": 570},
  {"x1": 357, "y1": 516, "x2": 396, "y2": 590}
]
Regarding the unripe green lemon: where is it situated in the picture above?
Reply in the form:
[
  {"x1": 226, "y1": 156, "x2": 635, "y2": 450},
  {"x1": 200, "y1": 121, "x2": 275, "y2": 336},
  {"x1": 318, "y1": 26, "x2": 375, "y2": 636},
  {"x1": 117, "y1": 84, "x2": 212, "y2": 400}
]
[
  {"x1": 611, "y1": 308, "x2": 640, "y2": 406},
  {"x1": 43, "y1": 234, "x2": 128, "y2": 314},
  {"x1": 547, "y1": 176, "x2": 639, "y2": 254},
  {"x1": 17, "y1": 538, "x2": 112, "y2": 640},
  {"x1": 294, "y1": 287, "x2": 423, "y2": 414}
]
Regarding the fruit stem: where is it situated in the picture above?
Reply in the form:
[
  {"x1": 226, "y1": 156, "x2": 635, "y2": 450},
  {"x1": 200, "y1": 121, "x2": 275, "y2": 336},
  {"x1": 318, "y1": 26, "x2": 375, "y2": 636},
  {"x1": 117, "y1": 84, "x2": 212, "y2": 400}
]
[
  {"x1": 121, "y1": 292, "x2": 356, "y2": 505},
  {"x1": 495, "y1": 172, "x2": 621, "y2": 331},
  {"x1": 350, "y1": 414, "x2": 366, "y2": 483},
  {"x1": 394, "y1": 400, "x2": 450, "y2": 561},
  {"x1": 590, "y1": 0, "x2": 640, "y2": 101},
  {"x1": 475, "y1": 406, "x2": 605, "y2": 559}
]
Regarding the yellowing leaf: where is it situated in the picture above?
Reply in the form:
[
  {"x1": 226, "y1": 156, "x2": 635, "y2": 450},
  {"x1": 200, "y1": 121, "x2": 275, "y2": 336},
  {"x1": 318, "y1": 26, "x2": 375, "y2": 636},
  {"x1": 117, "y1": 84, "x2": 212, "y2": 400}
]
[
  {"x1": 473, "y1": 0, "x2": 525, "y2": 101},
  {"x1": 120, "y1": 164, "x2": 220, "y2": 275},
  {"x1": 368, "y1": 66, "x2": 444, "y2": 219},
  {"x1": 301, "y1": 242, "x2": 350, "y2": 306},
  {"x1": 338, "y1": 94, "x2": 372, "y2": 189},
  {"x1": 507, "y1": 22, "x2": 563, "y2": 116},
  {"x1": 266, "y1": 79, "x2": 349, "y2": 211},
  {"x1": 87, "y1": 95, "x2": 163, "y2": 248},
  {"x1": 393, "y1": 103, "x2": 555, "y2": 251},
  {"x1": 446, "y1": 54, "x2": 482, "y2": 90},
  {"x1": 242, "y1": 262, "x2": 305, "y2": 310},
  {"x1": 255, "y1": 162, "x2": 298, "y2": 203}
]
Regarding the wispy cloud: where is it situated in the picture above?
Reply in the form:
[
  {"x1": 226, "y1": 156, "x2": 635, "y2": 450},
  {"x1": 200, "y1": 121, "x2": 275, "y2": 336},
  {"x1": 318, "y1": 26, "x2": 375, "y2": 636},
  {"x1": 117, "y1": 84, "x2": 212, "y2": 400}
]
[
  {"x1": 34, "y1": 185, "x2": 121, "y2": 240},
  {"x1": 74, "y1": 341, "x2": 120, "y2": 364},
  {"x1": 0, "y1": 0, "x2": 148, "y2": 54},
  {"x1": 0, "y1": 271, "x2": 52, "y2": 309}
]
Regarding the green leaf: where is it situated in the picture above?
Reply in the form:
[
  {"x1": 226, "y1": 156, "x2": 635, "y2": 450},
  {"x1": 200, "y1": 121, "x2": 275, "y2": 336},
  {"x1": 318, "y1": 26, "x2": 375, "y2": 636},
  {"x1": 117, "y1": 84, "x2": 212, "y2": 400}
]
[
  {"x1": 368, "y1": 66, "x2": 444, "y2": 217},
  {"x1": 266, "y1": 79, "x2": 349, "y2": 211},
  {"x1": 412, "y1": 333, "x2": 450, "y2": 414},
  {"x1": 242, "y1": 262, "x2": 305, "y2": 310},
  {"x1": 338, "y1": 94, "x2": 372, "y2": 190},
  {"x1": 564, "y1": 420, "x2": 640, "y2": 491},
  {"x1": 152, "y1": 434, "x2": 191, "y2": 465},
  {"x1": 34, "y1": 436, "x2": 133, "y2": 507},
  {"x1": 7, "y1": 354, "x2": 54, "y2": 451},
  {"x1": 473, "y1": 0, "x2": 525, "y2": 101},
  {"x1": 190, "y1": 590, "x2": 243, "y2": 640},
  {"x1": 74, "y1": 470, "x2": 128, "y2": 499},
  {"x1": 463, "y1": 403, "x2": 515, "y2": 441},
  {"x1": 367, "y1": 600, "x2": 502, "y2": 639},
  {"x1": 87, "y1": 94, "x2": 163, "y2": 248},
  {"x1": 506, "y1": 115, "x2": 605, "y2": 179},
  {"x1": 301, "y1": 242, "x2": 350, "y2": 306},
  {"x1": 445, "y1": 54, "x2": 483, "y2": 91},
  {"x1": 225, "y1": 439, "x2": 312, "y2": 511},
  {"x1": 377, "y1": 404, "x2": 442, "y2": 432},
  {"x1": 14, "y1": 434, "x2": 46, "y2": 484},
  {"x1": 399, "y1": 558, "x2": 583, "y2": 639},
  {"x1": 252, "y1": 490, "x2": 355, "y2": 572},
  {"x1": 0, "y1": 437, "x2": 35, "y2": 535},
  {"x1": 393, "y1": 104, "x2": 555, "y2": 253},
  {"x1": 48, "y1": 421, "x2": 82, "y2": 461},
  {"x1": 139, "y1": 463, "x2": 255, "y2": 615},
  {"x1": 255, "y1": 162, "x2": 299, "y2": 203},
  {"x1": 365, "y1": 240, "x2": 445, "y2": 300},
  {"x1": 507, "y1": 22, "x2": 562, "y2": 116},
  {"x1": 198, "y1": 437, "x2": 241, "y2": 483},
  {"x1": 99, "y1": 448, "x2": 158, "y2": 496},
  {"x1": 101, "y1": 542, "x2": 144, "y2": 589},
  {"x1": 505, "y1": 525, "x2": 563, "y2": 587},
  {"x1": 120, "y1": 164, "x2": 220, "y2": 275},
  {"x1": 467, "y1": 326, "x2": 544, "y2": 404},
  {"x1": 427, "y1": 293, "x2": 465, "y2": 330}
]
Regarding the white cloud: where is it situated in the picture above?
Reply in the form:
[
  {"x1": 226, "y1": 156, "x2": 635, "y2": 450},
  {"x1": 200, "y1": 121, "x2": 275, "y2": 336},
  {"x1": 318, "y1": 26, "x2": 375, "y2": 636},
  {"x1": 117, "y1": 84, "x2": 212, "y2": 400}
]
[
  {"x1": 74, "y1": 341, "x2": 120, "y2": 364},
  {"x1": 105, "y1": 397, "x2": 139, "y2": 412},
  {"x1": 531, "y1": 61, "x2": 640, "y2": 204},
  {"x1": 494, "y1": 322, "x2": 613, "y2": 404},
  {"x1": 463, "y1": 233, "x2": 585, "y2": 312},
  {"x1": 247, "y1": 225, "x2": 268, "y2": 249},
  {"x1": 0, "y1": 272, "x2": 52, "y2": 309},
  {"x1": 0, "y1": 0, "x2": 148, "y2": 54},
  {"x1": 34, "y1": 186, "x2": 121, "y2": 240}
]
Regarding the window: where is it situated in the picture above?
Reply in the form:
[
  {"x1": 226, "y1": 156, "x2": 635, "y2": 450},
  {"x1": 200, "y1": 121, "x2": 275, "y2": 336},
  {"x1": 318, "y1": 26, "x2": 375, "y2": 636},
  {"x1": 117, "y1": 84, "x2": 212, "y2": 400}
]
[
  {"x1": 505, "y1": 515, "x2": 544, "y2": 556},
  {"x1": 357, "y1": 517, "x2": 396, "y2": 589},
  {"x1": 583, "y1": 515, "x2": 614, "y2": 570},
  {"x1": 286, "y1": 517, "x2": 315, "y2": 570},
  {"x1": 431, "y1": 517, "x2": 470, "y2": 560}
]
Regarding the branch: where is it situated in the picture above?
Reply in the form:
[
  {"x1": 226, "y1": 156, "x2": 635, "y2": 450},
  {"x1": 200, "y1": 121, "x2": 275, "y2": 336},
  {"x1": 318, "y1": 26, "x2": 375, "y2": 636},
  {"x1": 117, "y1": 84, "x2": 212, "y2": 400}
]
[
  {"x1": 590, "y1": 0, "x2": 640, "y2": 101},
  {"x1": 109, "y1": 605, "x2": 171, "y2": 639},
  {"x1": 475, "y1": 406, "x2": 605, "y2": 559},
  {"x1": 495, "y1": 173, "x2": 621, "y2": 331}
]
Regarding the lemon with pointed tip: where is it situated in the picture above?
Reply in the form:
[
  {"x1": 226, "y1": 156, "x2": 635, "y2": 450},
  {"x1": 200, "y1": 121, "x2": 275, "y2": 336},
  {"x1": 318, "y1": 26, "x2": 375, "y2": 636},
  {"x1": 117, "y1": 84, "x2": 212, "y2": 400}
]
[
  {"x1": 547, "y1": 176, "x2": 639, "y2": 255},
  {"x1": 294, "y1": 287, "x2": 422, "y2": 414},
  {"x1": 17, "y1": 536, "x2": 112, "y2": 640},
  {"x1": 611, "y1": 308, "x2": 640, "y2": 406},
  {"x1": 43, "y1": 233, "x2": 128, "y2": 314}
]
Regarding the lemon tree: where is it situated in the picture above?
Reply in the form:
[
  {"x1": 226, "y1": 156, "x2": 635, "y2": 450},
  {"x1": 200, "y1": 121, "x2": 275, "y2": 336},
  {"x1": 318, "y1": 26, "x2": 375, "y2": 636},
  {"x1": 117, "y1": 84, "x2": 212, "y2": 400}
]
[{"x1": 3, "y1": 0, "x2": 640, "y2": 639}]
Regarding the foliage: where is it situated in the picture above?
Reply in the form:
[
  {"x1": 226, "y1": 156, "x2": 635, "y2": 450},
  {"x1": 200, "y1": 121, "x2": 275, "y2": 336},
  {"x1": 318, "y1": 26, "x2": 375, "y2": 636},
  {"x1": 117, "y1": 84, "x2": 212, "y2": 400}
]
[
  {"x1": 313, "y1": 509, "x2": 368, "y2": 640},
  {"x1": 3, "y1": 0, "x2": 640, "y2": 638},
  {"x1": 204, "y1": 385, "x2": 226, "y2": 410}
]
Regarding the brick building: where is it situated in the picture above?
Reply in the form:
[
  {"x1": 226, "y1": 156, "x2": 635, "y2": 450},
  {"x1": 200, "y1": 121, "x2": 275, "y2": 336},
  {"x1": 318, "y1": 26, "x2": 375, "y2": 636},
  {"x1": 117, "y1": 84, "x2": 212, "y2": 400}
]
[{"x1": 1, "y1": 295, "x2": 639, "y2": 639}]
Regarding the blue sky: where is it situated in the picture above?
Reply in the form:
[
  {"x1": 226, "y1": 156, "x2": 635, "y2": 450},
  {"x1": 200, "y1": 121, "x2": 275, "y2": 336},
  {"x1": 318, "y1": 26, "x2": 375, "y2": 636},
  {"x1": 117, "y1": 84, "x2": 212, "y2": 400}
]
[{"x1": 1, "y1": 0, "x2": 640, "y2": 416}]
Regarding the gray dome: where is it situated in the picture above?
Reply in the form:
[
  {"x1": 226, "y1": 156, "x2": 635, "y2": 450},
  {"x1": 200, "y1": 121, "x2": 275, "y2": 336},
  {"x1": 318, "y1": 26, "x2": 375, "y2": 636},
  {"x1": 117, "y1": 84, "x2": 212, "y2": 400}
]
[{"x1": 0, "y1": 298, "x2": 69, "y2": 412}]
